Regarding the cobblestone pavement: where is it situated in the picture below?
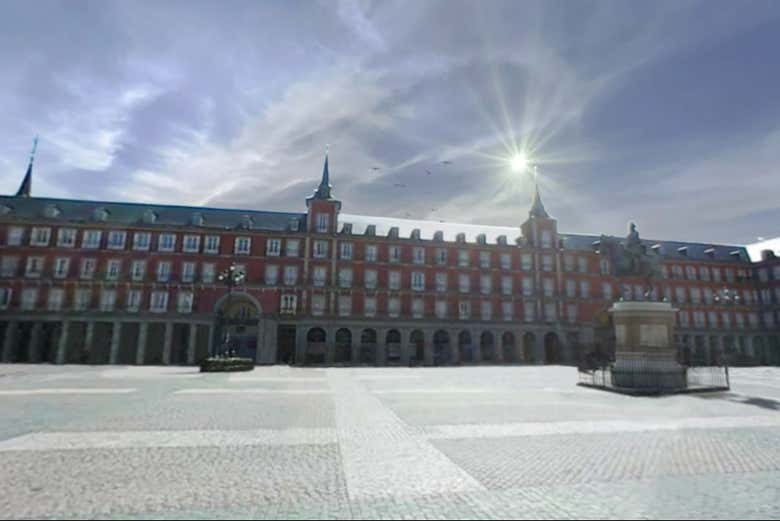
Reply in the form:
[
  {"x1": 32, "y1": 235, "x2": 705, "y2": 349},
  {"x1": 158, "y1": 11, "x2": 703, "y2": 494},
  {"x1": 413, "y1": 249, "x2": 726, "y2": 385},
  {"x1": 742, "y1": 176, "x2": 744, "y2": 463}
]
[{"x1": 0, "y1": 364, "x2": 779, "y2": 519}]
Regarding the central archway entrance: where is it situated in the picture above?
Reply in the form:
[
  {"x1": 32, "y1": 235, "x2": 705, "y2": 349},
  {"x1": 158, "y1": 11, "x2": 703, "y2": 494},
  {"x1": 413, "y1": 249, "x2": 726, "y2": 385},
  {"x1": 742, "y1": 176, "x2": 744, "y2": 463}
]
[
  {"x1": 433, "y1": 330, "x2": 451, "y2": 366},
  {"x1": 214, "y1": 293, "x2": 261, "y2": 360},
  {"x1": 544, "y1": 332, "x2": 560, "y2": 365}
]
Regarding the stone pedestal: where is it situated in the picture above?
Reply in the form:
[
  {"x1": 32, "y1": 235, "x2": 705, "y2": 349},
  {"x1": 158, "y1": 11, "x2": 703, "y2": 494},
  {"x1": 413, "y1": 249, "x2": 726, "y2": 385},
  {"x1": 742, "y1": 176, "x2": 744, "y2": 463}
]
[{"x1": 609, "y1": 301, "x2": 686, "y2": 391}]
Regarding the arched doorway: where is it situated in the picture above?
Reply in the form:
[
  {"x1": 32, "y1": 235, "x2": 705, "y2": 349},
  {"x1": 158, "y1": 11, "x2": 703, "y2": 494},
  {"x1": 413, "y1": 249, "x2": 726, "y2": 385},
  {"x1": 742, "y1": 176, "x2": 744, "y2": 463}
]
[
  {"x1": 306, "y1": 328, "x2": 326, "y2": 365},
  {"x1": 480, "y1": 332, "x2": 495, "y2": 363},
  {"x1": 215, "y1": 294, "x2": 261, "y2": 359},
  {"x1": 754, "y1": 336, "x2": 766, "y2": 365},
  {"x1": 523, "y1": 332, "x2": 536, "y2": 363},
  {"x1": 335, "y1": 328, "x2": 351, "y2": 364},
  {"x1": 433, "y1": 330, "x2": 451, "y2": 366},
  {"x1": 693, "y1": 336, "x2": 706, "y2": 365},
  {"x1": 410, "y1": 330, "x2": 424, "y2": 365},
  {"x1": 502, "y1": 332, "x2": 516, "y2": 363},
  {"x1": 360, "y1": 329, "x2": 377, "y2": 365},
  {"x1": 386, "y1": 330, "x2": 402, "y2": 365},
  {"x1": 459, "y1": 331, "x2": 473, "y2": 363},
  {"x1": 544, "y1": 332, "x2": 560, "y2": 365}
]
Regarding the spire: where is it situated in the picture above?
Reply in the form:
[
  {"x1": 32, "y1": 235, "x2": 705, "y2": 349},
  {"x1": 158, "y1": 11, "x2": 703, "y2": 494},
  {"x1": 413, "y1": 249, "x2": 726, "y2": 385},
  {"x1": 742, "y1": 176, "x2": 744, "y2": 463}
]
[
  {"x1": 15, "y1": 136, "x2": 37, "y2": 198},
  {"x1": 528, "y1": 164, "x2": 550, "y2": 219},
  {"x1": 311, "y1": 149, "x2": 333, "y2": 200}
]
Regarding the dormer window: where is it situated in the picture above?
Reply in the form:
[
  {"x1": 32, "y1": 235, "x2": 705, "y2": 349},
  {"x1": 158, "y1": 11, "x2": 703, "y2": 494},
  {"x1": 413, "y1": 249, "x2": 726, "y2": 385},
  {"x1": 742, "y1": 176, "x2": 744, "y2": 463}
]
[
  {"x1": 43, "y1": 204, "x2": 62, "y2": 219},
  {"x1": 433, "y1": 231, "x2": 444, "y2": 242},
  {"x1": 342, "y1": 223, "x2": 353, "y2": 235},
  {"x1": 677, "y1": 246, "x2": 688, "y2": 256},
  {"x1": 411, "y1": 228, "x2": 421, "y2": 240},
  {"x1": 651, "y1": 243, "x2": 662, "y2": 254},
  {"x1": 142, "y1": 210, "x2": 158, "y2": 225},
  {"x1": 240, "y1": 215, "x2": 254, "y2": 230},
  {"x1": 388, "y1": 227, "x2": 399, "y2": 239},
  {"x1": 497, "y1": 235, "x2": 507, "y2": 246},
  {"x1": 366, "y1": 224, "x2": 376, "y2": 236},
  {"x1": 476, "y1": 234, "x2": 486, "y2": 245},
  {"x1": 0, "y1": 204, "x2": 12, "y2": 216},
  {"x1": 289, "y1": 218, "x2": 300, "y2": 232},
  {"x1": 190, "y1": 213, "x2": 205, "y2": 226},
  {"x1": 456, "y1": 232, "x2": 466, "y2": 243},
  {"x1": 704, "y1": 247, "x2": 716, "y2": 257},
  {"x1": 93, "y1": 207, "x2": 110, "y2": 222},
  {"x1": 316, "y1": 213, "x2": 329, "y2": 233}
]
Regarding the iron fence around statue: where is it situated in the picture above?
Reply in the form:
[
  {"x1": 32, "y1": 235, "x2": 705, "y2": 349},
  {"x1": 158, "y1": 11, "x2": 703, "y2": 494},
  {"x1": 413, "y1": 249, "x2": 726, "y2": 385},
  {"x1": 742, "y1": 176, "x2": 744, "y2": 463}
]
[{"x1": 577, "y1": 359, "x2": 729, "y2": 395}]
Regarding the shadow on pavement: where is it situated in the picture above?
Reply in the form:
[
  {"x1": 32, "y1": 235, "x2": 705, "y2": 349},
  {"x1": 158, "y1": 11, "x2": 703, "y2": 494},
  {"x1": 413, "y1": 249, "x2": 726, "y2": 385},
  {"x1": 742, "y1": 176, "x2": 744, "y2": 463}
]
[{"x1": 695, "y1": 391, "x2": 780, "y2": 411}]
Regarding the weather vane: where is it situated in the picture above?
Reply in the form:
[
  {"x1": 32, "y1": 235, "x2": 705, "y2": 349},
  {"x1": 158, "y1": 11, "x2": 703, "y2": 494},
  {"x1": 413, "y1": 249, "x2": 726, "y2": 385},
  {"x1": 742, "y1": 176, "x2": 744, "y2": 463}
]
[{"x1": 29, "y1": 135, "x2": 39, "y2": 167}]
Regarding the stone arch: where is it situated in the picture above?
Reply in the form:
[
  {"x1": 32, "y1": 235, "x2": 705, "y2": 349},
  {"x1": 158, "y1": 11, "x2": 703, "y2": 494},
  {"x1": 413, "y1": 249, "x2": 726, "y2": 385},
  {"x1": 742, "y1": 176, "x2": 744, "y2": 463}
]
[
  {"x1": 523, "y1": 332, "x2": 536, "y2": 363},
  {"x1": 386, "y1": 329, "x2": 402, "y2": 365},
  {"x1": 754, "y1": 336, "x2": 766, "y2": 365},
  {"x1": 306, "y1": 327, "x2": 327, "y2": 365},
  {"x1": 410, "y1": 330, "x2": 425, "y2": 365},
  {"x1": 480, "y1": 331, "x2": 495, "y2": 363},
  {"x1": 433, "y1": 330, "x2": 451, "y2": 366},
  {"x1": 502, "y1": 332, "x2": 517, "y2": 363},
  {"x1": 214, "y1": 292, "x2": 262, "y2": 360},
  {"x1": 213, "y1": 291, "x2": 262, "y2": 314},
  {"x1": 360, "y1": 328, "x2": 377, "y2": 365},
  {"x1": 335, "y1": 328, "x2": 352, "y2": 364},
  {"x1": 458, "y1": 330, "x2": 473, "y2": 363},
  {"x1": 544, "y1": 332, "x2": 560, "y2": 365}
]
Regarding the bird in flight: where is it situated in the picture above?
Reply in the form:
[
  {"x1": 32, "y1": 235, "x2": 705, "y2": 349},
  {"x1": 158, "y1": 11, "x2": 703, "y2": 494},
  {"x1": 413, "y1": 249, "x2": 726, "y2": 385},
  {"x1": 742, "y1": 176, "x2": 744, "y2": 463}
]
[
  {"x1": 425, "y1": 169, "x2": 432, "y2": 175},
  {"x1": 440, "y1": 160, "x2": 452, "y2": 165},
  {"x1": 371, "y1": 166, "x2": 381, "y2": 172}
]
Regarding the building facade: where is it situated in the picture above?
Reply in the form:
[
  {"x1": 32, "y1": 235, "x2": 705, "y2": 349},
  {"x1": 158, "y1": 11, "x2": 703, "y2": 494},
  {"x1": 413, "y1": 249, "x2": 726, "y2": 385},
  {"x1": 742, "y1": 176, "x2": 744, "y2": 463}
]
[{"x1": 1, "y1": 156, "x2": 779, "y2": 366}]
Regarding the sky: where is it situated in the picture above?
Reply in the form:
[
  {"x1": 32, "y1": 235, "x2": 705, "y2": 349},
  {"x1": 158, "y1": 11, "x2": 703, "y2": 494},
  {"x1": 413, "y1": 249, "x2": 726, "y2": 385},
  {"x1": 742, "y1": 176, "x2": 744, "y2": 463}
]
[{"x1": 1, "y1": 0, "x2": 780, "y2": 249}]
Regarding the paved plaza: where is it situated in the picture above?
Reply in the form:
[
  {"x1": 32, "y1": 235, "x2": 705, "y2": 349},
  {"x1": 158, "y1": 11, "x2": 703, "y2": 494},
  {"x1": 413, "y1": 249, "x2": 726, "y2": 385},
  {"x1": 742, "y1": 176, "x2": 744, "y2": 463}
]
[{"x1": 0, "y1": 364, "x2": 779, "y2": 519}]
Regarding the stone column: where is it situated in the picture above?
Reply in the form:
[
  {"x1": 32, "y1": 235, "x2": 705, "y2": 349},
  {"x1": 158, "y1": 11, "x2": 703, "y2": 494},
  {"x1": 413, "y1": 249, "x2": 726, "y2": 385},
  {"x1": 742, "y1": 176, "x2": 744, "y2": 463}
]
[
  {"x1": 449, "y1": 329, "x2": 460, "y2": 365},
  {"x1": 400, "y1": 329, "x2": 411, "y2": 366},
  {"x1": 424, "y1": 330, "x2": 434, "y2": 366},
  {"x1": 84, "y1": 321, "x2": 95, "y2": 363},
  {"x1": 350, "y1": 327, "x2": 361, "y2": 365},
  {"x1": 28, "y1": 322, "x2": 42, "y2": 363},
  {"x1": 2, "y1": 320, "x2": 17, "y2": 362},
  {"x1": 494, "y1": 333, "x2": 504, "y2": 364},
  {"x1": 187, "y1": 324, "x2": 198, "y2": 365},
  {"x1": 473, "y1": 328, "x2": 482, "y2": 363},
  {"x1": 162, "y1": 322, "x2": 173, "y2": 365},
  {"x1": 376, "y1": 328, "x2": 387, "y2": 367},
  {"x1": 56, "y1": 320, "x2": 70, "y2": 365},
  {"x1": 294, "y1": 326, "x2": 307, "y2": 366},
  {"x1": 534, "y1": 332, "x2": 546, "y2": 365},
  {"x1": 136, "y1": 322, "x2": 148, "y2": 365},
  {"x1": 207, "y1": 324, "x2": 215, "y2": 359},
  {"x1": 325, "y1": 326, "x2": 336, "y2": 365},
  {"x1": 744, "y1": 336, "x2": 754, "y2": 359},
  {"x1": 109, "y1": 321, "x2": 122, "y2": 365}
]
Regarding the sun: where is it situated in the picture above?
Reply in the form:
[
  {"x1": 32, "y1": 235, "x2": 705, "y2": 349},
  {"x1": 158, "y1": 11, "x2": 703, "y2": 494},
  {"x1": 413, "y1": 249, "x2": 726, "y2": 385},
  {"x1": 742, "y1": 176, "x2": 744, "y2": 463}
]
[{"x1": 510, "y1": 152, "x2": 529, "y2": 173}]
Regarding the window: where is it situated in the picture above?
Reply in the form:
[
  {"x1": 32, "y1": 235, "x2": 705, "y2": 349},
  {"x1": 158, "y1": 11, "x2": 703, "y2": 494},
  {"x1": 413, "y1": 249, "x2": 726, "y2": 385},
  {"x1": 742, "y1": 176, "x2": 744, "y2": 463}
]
[
  {"x1": 281, "y1": 294, "x2": 297, "y2": 313},
  {"x1": 544, "y1": 303, "x2": 556, "y2": 321},
  {"x1": 501, "y1": 276, "x2": 512, "y2": 295},
  {"x1": 578, "y1": 257, "x2": 588, "y2": 274},
  {"x1": 708, "y1": 311, "x2": 718, "y2": 328},
  {"x1": 459, "y1": 273, "x2": 470, "y2": 293},
  {"x1": 458, "y1": 250, "x2": 469, "y2": 267},
  {"x1": 106, "y1": 259, "x2": 122, "y2": 281},
  {"x1": 47, "y1": 288, "x2": 64, "y2": 311},
  {"x1": 7, "y1": 226, "x2": 24, "y2": 246},
  {"x1": 685, "y1": 266, "x2": 696, "y2": 280},
  {"x1": 480, "y1": 274, "x2": 491, "y2": 295},
  {"x1": 339, "y1": 268, "x2": 353, "y2": 288},
  {"x1": 703, "y1": 288, "x2": 714, "y2": 304},
  {"x1": 283, "y1": 266, "x2": 298, "y2": 286},
  {"x1": 183, "y1": 235, "x2": 200, "y2": 253},
  {"x1": 436, "y1": 248, "x2": 448, "y2": 265},
  {"x1": 567, "y1": 304, "x2": 578, "y2": 324},
  {"x1": 543, "y1": 278, "x2": 554, "y2": 297},
  {"x1": 75, "y1": 288, "x2": 91, "y2": 311},
  {"x1": 157, "y1": 261, "x2": 171, "y2": 282},
  {"x1": 177, "y1": 291, "x2": 194, "y2": 313},
  {"x1": 566, "y1": 279, "x2": 576, "y2": 298},
  {"x1": 52, "y1": 257, "x2": 69, "y2": 279},
  {"x1": 413, "y1": 247, "x2": 425, "y2": 265},
  {"x1": 313, "y1": 266, "x2": 327, "y2": 287},
  {"x1": 317, "y1": 213, "x2": 329, "y2": 233},
  {"x1": 21, "y1": 288, "x2": 38, "y2": 310},
  {"x1": 412, "y1": 298, "x2": 424, "y2": 318},
  {"x1": 126, "y1": 290, "x2": 141, "y2": 312},
  {"x1": 285, "y1": 239, "x2": 300, "y2": 257},
  {"x1": 82, "y1": 230, "x2": 102, "y2": 249},
  {"x1": 524, "y1": 304, "x2": 536, "y2": 322},
  {"x1": 340, "y1": 241, "x2": 353, "y2": 260},
  {"x1": 694, "y1": 311, "x2": 706, "y2": 328},
  {"x1": 690, "y1": 287, "x2": 701, "y2": 304},
  {"x1": 107, "y1": 231, "x2": 126, "y2": 250},
  {"x1": 542, "y1": 255, "x2": 553, "y2": 272},
  {"x1": 679, "y1": 311, "x2": 690, "y2": 328},
  {"x1": 100, "y1": 289, "x2": 117, "y2": 311},
  {"x1": 365, "y1": 244, "x2": 378, "y2": 262},
  {"x1": 774, "y1": 266, "x2": 780, "y2": 280},
  {"x1": 522, "y1": 278, "x2": 534, "y2": 296},
  {"x1": 521, "y1": 254, "x2": 532, "y2": 271},
  {"x1": 541, "y1": 230, "x2": 552, "y2": 249},
  {"x1": 133, "y1": 232, "x2": 151, "y2": 251},
  {"x1": 459, "y1": 300, "x2": 470, "y2": 319},
  {"x1": 435, "y1": 300, "x2": 447, "y2": 319},
  {"x1": 338, "y1": 295, "x2": 351, "y2": 317},
  {"x1": 602, "y1": 283, "x2": 613, "y2": 301},
  {"x1": 265, "y1": 265, "x2": 279, "y2": 285},
  {"x1": 735, "y1": 313, "x2": 745, "y2": 329},
  {"x1": 748, "y1": 313, "x2": 759, "y2": 328},
  {"x1": 720, "y1": 312, "x2": 731, "y2": 329},
  {"x1": 712, "y1": 267, "x2": 721, "y2": 282},
  {"x1": 758, "y1": 269, "x2": 769, "y2": 283},
  {"x1": 30, "y1": 227, "x2": 51, "y2": 246},
  {"x1": 564, "y1": 256, "x2": 574, "y2": 272},
  {"x1": 157, "y1": 233, "x2": 176, "y2": 252},
  {"x1": 672, "y1": 265, "x2": 683, "y2": 279},
  {"x1": 479, "y1": 251, "x2": 490, "y2": 268},
  {"x1": 389, "y1": 245, "x2": 401, "y2": 263},
  {"x1": 150, "y1": 291, "x2": 169, "y2": 312},
  {"x1": 265, "y1": 239, "x2": 281, "y2": 256},
  {"x1": 182, "y1": 262, "x2": 196, "y2": 283},
  {"x1": 436, "y1": 272, "x2": 447, "y2": 292},
  {"x1": 313, "y1": 240, "x2": 328, "y2": 258},
  {"x1": 725, "y1": 268, "x2": 735, "y2": 283},
  {"x1": 699, "y1": 266, "x2": 710, "y2": 281},
  {"x1": 0, "y1": 288, "x2": 11, "y2": 310},
  {"x1": 356, "y1": 269, "x2": 374, "y2": 290},
  {"x1": 202, "y1": 263, "x2": 215, "y2": 283},
  {"x1": 412, "y1": 272, "x2": 425, "y2": 291},
  {"x1": 131, "y1": 260, "x2": 146, "y2": 282},
  {"x1": 502, "y1": 301, "x2": 513, "y2": 321},
  {"x1": 580, "y1": 280, "x2": 590, "y2": 299},
  {"x1": 389, "y1": 270, "x2": 401, "y2": 290},
  {"x1": 57, "y1": 228, "x2": 76, "y2": 247},
  {"x1": 760, "y1": 288, "x2": 771, "y2": 304},
  {"x1": 234, "y1": 237, "x2": 251, "y2": 255},
  {"x1": 25, "y1": 256, "x2": 44, "y2": 278},
  {"x1": 364, "y1": 296, "x2": 377, "y2": 317},
  {"x1": 634, "y1": 284, "x2": 645, "y2": 301},
  {"x1": 388, "y1": 297, "x2": 401, "y2": 317},
  {"x1": 312, "y1": 294, "x2": 325, "y2": 316},
  {"x1": 500, "y1": 253, "x2": 511, "y2": 270},
  {"x1": 204, "y1": 235, "x2": 220, "y2": 254},
  {"x1": 600, "y1": 258, "x2": 610, "y2": 275},
  {"x1": 675, "y1": 287, "x2": 686, "y2": 303},
  {"x1": 764, "y1": 312, "x2": 776, "y2": 328},
  {"x1": 1, "y1": 256, "x2": 18, "y2": 278},
  {"x1": 480, "y1": 301, "x2": 492, "y2": 320}
]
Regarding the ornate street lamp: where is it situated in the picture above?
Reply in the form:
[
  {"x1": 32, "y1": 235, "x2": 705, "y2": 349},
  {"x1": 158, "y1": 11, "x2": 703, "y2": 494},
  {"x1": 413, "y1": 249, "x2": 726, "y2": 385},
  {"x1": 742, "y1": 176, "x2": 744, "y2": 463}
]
[
  {"x1": 215, "y1": 263, "x2": 246, "y2": 357},
  {"x1": 714, "y1": 287, "x2": 741, "y2": 360}
]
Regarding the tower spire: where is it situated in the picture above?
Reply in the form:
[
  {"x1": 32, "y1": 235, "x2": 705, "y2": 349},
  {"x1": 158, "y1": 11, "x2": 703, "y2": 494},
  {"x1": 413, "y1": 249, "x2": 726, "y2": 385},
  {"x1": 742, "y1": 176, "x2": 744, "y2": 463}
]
[
  {"x1": 311, "y1": 147, "x2": 333, "y2": 200},
  {"x1": 15, "y1": 136, "x2": 37, "y2": 198},
  {"x1": 528, "y1": 164, "x2": 550, "y2": 219}
]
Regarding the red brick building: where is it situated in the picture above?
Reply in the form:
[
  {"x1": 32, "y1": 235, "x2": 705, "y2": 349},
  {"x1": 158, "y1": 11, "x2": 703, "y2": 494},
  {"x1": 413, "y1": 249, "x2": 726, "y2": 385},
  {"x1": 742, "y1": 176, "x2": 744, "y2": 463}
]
[{"x1": 1, "y1": 155, "x2": 778, "y2": 366}]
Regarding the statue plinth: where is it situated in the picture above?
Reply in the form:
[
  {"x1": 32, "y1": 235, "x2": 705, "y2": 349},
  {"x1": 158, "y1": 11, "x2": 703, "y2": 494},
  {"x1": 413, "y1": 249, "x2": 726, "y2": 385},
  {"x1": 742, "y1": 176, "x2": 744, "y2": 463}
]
[{"x1": 609, "y1": 301, "x2": 686, "y2": 391}]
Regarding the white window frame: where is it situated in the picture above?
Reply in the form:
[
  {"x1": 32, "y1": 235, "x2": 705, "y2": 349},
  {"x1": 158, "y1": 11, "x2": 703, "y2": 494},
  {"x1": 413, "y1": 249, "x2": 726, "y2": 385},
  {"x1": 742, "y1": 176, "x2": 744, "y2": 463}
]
[
  {"x1": 21, "y1": 288, "x2": 38, "y2": 311},
  {"x1": 106, "y1": 259, "x2": 122, "y2": 281},
  {"x1": 389, "y1": 270, "x2": 401, "y2": 290},
  {"x1": 25, "y1": 256, "x2": 44, "y2": 278},
  {"x1": 82, "y1": 230, "x2": 102, "y2": 249},
  {"x1": 364, "y1": 296, "x2": 377, "y2": 317},
  {"x1": 265, "y1": 265, "x2": 279, "y2": 285},
  {"x1": 313, "y1": 240, "x2": 328, "y2": 259},
  {"x1": 340, "y1": 241, "x2": 353, "y2": 260},
  {"x1": 183, "y1": 235, "x2": 201, "y2": 253},
  {"x1": 411, "y1": 271, "x2": 425, "y2": 291},
  {"x1": 364, "y1": 269, "x2": 377, "y2": 289},
  {"x1": 365, "y1": 244, "x2": 378, "y2": 262},
  {"x1": 57, "y1": 228, "x2": 76, "y2": 248},
  {"x1": 133, "y1": 232, "x2": 151, "y2": 251},
  {"x1": 413, "y1": 247, "x2": 425, "y2": 265},
  {"x1": 202, "y1": 263, "x2": 216, "y2": 284},
  {"x1": 181, "y1": 261, "x2": 196, "y2": 283},
  {"x1": 30, "y1": 227, "x2": 51, "y2": 247},
  {"x1": 500, "y1": 253, "x2": 511, "y2": 270},
  {"x1": 79, "y1": 258, "x2": 96, "y2": 279},
  {"x1": 158, "y1": 233, "x2": 176, "y2": 252},
  {"x1": 74, "y1": 288, "x2": 91, "y2": 311},
  {"x1": 157, "y1": 261, "x2": 172, "y2": 282},
  {"x1": 7, "y1": 226, "x2": 24, "y2": 246},
  {"x1": 283, "y1": 266, "x2": 298, "y2": 286},
  {"x1": 107, "y1": 230, "x2": 127, "y2": 250},
  {"x1": 0, "y1": 288, "x2": 12, "y2": 310},
  {"x1": 126, "y1": 290, "x2": 141, "y2": 312},
  {"x1": 285, "y1": 239, "x2": 300, "y2": 257},
  {"x1": 266, "y1": 238, "x2": 281, "y2": 256},
  {"x1": 204, "y1": 235, "x2": 220, "y2": 254},
  {"x1": 177, "y1": 291, "x2": 194, "y2": 313},
  {"x1": 234, "y1": 236, "x2": 251, "y2": 255},
  {"x1": 47, "y1": 288, "x2": 65, "y2": 311},
  {"x1": 100, "y1": 289, "x2": 117, "y2": 312},
  {"x1": 150, "y1": 291, "x2": 169, "y2": 313},
  {"x1": 339, "y1": 268, "x2": 353, "y2": 288}
]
